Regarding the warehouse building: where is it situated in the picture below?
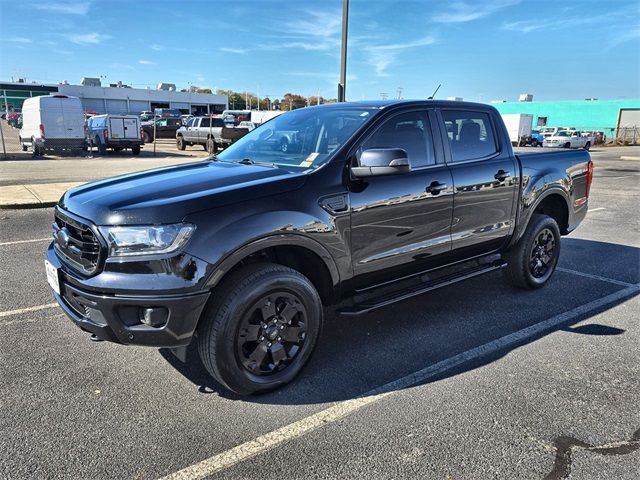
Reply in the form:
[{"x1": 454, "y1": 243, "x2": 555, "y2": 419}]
[
  {"x1": 1, "y1": 79, "x2": 228, "y2": 116},
  {"x1": 490, "y1": 98, "x2": 640, "y2": 139}
]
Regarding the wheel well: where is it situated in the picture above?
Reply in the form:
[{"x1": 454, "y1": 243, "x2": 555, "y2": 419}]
[
  {"x1": 534, "y1": 194, "x2": 568, "y2": 234},
  {"x1": 225, "y1": 245, "x2": 336, "y2": 305}
]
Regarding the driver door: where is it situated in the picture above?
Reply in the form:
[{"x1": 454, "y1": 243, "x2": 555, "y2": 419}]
[{"x1": 349, "y1": 109, "x2": 454, "y2": 284}]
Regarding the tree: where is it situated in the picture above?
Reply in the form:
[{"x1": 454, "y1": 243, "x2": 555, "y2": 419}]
[{"x1": 196, "y1": 88, "x2": 212, "y2": 94}]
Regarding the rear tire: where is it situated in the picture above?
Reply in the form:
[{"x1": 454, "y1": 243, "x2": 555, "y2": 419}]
[
  {"x1": 206, "y1": 137, "x2": 216, "y2": 154},
  {"x1": 131, "y1": 145, "x2": 141, "y2": 156},
  {"x1": 503, "y1": 214, "x2": 561, "y2": 289},
  {"x1": 142, "y1": 131, "x2": 152, "y2": 143},
  {"x1": 531, "y1": 140, "x2": 539, "y2": 147},
  {"x1": 584, "y1": 142, "x2": 591, "y2": 151},
  {"x1": 197, "y1": 263, "x2": 323, "y2": 395},
  {"x1": 176, "y1": 136, "x2": 186, "y2": 150}
]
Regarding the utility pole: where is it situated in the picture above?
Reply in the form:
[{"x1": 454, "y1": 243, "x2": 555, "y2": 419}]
[
  {"x1": 396, "y1": 87, "x2": 403, "y2": 99},
  {"x1": 380, "y1": 92, "x2": 388, "y2": 100},
  {"x1": 338, "y1": 0, "x2": 349, "y2": 102}
]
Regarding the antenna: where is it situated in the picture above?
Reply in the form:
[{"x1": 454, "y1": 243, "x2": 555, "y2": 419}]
[{"x1": 428, "y1": 84, "x2": 441, "y2": 99}]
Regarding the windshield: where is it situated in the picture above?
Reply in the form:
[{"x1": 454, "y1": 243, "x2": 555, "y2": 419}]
[
  {"x1": 216, "y1": 107, "x2": 375, "y2": 170},
  {"x1": 556, "y1": 131, "x2": 570, "y2": 137}
]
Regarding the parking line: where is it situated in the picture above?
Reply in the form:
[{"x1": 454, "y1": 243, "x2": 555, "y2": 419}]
[
  {"x1": 558, "y1": 267, "x2": 635, "y2": 287},
  {"x1": 0, "y1": 238, "x2": 50, "y2": 247},
  {"x1": 159, "y1": 283, "x2": 640, "y2": 480},
  {"x1": 588, "y1": 207, "x2": 606, "y2": 212},
  {"x1": 0, "y1": 303, "x2": 58, "y2": 318}
]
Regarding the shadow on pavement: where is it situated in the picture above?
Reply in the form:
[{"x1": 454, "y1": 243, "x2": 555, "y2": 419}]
[{"x1": 160, "y1": 238, "x2": 639, "y2": 405}]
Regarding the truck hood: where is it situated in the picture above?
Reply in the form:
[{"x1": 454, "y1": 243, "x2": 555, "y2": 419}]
[{"x1": 59, "y1": 160, "x2": 306, "y2": 224}]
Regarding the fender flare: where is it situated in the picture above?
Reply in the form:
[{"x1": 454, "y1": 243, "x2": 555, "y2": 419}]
[
  {"x1": 510, "y1": 185, "x2": 571, "y2": 248},
  {"x1": 204, "y1": 233, "x2": 341, "y2": 292}
]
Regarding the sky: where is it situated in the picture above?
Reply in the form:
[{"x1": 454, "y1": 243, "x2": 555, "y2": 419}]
[{"x1": 1, "y1": 0, "x2": 639, "y2": 102}]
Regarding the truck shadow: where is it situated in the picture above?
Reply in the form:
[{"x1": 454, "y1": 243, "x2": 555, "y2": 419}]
[{"x1": 159, "y1": 238, "x2": 639, "y2": 405}]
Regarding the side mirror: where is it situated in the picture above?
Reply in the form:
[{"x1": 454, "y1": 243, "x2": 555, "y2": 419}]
[{"x1": 351, "y1": 148, "x2": 411, "y2": 178}]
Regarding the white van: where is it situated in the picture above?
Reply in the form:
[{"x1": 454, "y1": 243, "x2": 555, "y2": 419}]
[{"x1": 19, "y1": 94, "x2": 86, "y2": 155}]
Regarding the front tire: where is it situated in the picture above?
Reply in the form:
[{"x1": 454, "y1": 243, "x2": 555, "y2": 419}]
[
  {"x1": 584, "y1": 142, "x2": 591, "y2": 151},
  {"x1": 131, "y1": 145, "x2": 141, "y2": 156},
  {"x1": 503, "y1": 214, "x2": 561, "y2": 289},
  {"x1": 176, "y1": 135, "x2": 185, "y2": 150},
  {"x1": 197, "y1": 263, "x2": 323, "y2": 395}
]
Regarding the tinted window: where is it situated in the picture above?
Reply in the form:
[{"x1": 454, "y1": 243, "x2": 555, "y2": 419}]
[
  {"x1": 362, "y1": 111, "x2": 434, "y2": 167},
  {"x1": 186, "y1": 118, "x2": 195, "y2": 128},
  {"x1": 212, "y1": 118, "x2": 224, "y2": 128},
  {"x1": 200, "y1": 117, "x2": 211, "y2": 128},
  {"x1": 442, "y1": 110, "x2": 498, "y2": 162}
]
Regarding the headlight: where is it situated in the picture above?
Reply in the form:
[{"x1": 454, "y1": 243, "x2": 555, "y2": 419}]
[{"x1": 98, "y1": 223, "x2": 195, "y2": 257}]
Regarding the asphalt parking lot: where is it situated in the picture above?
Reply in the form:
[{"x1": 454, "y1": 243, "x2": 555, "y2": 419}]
[{"x1": 0, "y1": 147, "x2": 638, "y2": 479}]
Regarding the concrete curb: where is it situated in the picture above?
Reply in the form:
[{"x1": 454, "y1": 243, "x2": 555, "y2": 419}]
[
  {"x1": 620, "y1": 156, "x2": 640, "y2": 161},
  {"x1": 0, "y1": 182, "x2": 79, "y2": 209}
]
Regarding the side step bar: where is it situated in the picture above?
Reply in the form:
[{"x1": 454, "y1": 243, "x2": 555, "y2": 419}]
[{"x1": 337, "y1": 260, "x2": 506, "y2": 317}]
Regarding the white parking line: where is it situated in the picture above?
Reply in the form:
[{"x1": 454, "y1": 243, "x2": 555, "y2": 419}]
[
  {"x1": 159, "y1": 283, "x2": 640, "y2": 480},
  {"x1": 0, "y1": 238, "x2": 50, "y2": 247},
  {"x1": 557, "y1": 267, "x2": 635, "y2": 287},
  {"x1": 588, "y1": 207, "x2": 606, "y2": 212},
  {"x1": 0, "y1": 303, "x2": 58, "y2": 318}
]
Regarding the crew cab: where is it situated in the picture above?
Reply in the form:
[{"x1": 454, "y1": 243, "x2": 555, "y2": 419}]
[
  {"x1": 141, "y1": 118, "x2": 182, "y2": 143},
  {"x1": 543, "y1": 130, "x2": 592, "y2": 150},
  {"x1": 176, "y1": 116, "x2": 229, "y2": 153},
  {"x1": 45, "y1": 101, "x2": 593, "y2": 395}
]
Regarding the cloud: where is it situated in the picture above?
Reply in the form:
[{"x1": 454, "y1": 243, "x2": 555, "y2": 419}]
[
  {"x1": 501, "y1": 10, "x2": 629, "y2": 34},
  {"x1": 365, "y1": 36, "x2": 437, "y2": 76},
  {"x1": 33, "y1": 2, "x2": 90, "y2": 15},
  {"x1": 260, "y1": 9, "x2": 341, "y2": 51},
  {"x1": 433, "y1": 0, "x2": 520, "y2": 23},
  {"x1": 138, "y1": 59, "x2": 156, "y2": 65},
  {"x1": 64, "y1": 32, "x2": 110, "y2": 45},
  {"x1": 151, "y1": 44, "x2": 164, "y2": 51},
  {"x1": 219, "y1": 47, "x2": 247, "y2": 54},
  {"x1": 7, "y1": 37, "x2": 33, "y2": 44},
  {"x1": 608, "y1": 29, "x2": 640, "y2": 49}
]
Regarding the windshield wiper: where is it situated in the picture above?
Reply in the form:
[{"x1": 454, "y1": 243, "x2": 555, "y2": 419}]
[{"x1": 234, "y1": 158, "x2": 275, "y2": 167}]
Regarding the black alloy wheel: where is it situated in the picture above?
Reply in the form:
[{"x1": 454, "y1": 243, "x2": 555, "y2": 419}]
[
  {"x1": 529, "y1": 228, "x2": 556, "y2": 279},
  {"x1": 236, "y1": 293, "x2": 307, "y2": 375}
]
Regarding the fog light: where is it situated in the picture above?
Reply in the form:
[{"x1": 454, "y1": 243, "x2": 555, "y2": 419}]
[{"x1": 139, "y1": 307, "x2": 168, "y2": 327}]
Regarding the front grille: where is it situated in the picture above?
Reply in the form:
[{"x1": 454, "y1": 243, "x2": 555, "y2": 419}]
[{"x1": 53, "y1": 208, "x2": 103, "y2": 275}]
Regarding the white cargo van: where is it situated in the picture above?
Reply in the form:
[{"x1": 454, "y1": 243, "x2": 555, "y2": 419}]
[{"x1": 19, "y1": 95, "x2": 86, "y2": 155}]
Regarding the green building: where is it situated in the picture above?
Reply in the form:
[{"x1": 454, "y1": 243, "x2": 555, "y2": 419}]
[
  {"x1": 490, "y1": 99, "x2": 640, "y2": 137},
  {"x1": 1, "y1": 82, "x2": 58, "y2": 111}
]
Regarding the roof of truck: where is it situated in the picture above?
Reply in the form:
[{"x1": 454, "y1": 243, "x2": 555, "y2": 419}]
[{"x1": 299, "y1": 99, "x2": 496, "y2": 111}]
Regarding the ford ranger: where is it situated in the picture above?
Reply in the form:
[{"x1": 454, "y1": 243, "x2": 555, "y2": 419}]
[{"x1": 45, "y1": 100, "x2": 593, "y2": 395}]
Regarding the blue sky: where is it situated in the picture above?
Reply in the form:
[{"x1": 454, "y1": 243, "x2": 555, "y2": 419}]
[{"x1": 1, "y1": 0, "x2": 639, "y2": 101}]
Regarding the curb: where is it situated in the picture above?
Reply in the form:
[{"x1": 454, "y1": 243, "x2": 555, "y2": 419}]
[{"x1": 0, "y1": 201, "x2": 58, "y2": 210}]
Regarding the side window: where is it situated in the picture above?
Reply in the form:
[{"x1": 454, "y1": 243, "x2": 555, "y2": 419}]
[
  {"x1": 186, "y1": 118, "x2": 195, "y2": 128},
  {"x1": 200, "y1": 117, "x2": 211, "y2": 128},
  {"x1": 212, "y1": 118, "x2": 224, "y2": 128},
  {"x1": 157, "y1": 119, "x2": 168, "y2": 127},
  {"x1": 362, "y1": 111, "x2": 434, "y2": 167},
  {"x1": 442, "y1": 110, "x2": 498, "y2": 162}
]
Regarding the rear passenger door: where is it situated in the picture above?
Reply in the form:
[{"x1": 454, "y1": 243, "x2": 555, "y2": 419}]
[
  {"x1": 440, "y1": 109, "x2": 517, "y2": 257},
  {"x1": 198, "y1": 117, "x2": 211, "y2": 143}
]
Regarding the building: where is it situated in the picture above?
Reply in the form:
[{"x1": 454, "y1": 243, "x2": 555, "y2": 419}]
[
  {"x1": 1, "y1": 80, "x2": 228, "y2": 116},
  {"x1": 491, "y1": 98, "x2": 640, "y2": 137}
]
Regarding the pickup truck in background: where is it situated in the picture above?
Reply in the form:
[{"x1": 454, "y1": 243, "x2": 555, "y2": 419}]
[
  {"x1": 176, "y1": 115, "x2": 229, "y2": 153},
  {"x1": 87, "y1": 114, "x2": 143, "y2": 155},
  {"x1": 543, "y1": 130, "x2": 593, "y2": 150},
  {"x1": 141, "y1": 118, "x2": 182, "y2": 143},
  {"x1": 46, "y1": 100, "x2": 593, "y2": 395}
]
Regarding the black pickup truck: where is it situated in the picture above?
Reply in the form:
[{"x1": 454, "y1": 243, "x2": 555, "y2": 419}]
[{"x1": 45, "y1": 100, "x2": 593, "y2": 395}]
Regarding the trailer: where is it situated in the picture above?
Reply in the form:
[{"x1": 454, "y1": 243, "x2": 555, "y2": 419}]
[{"x1": 501, "y1": 113, "x2": 533, "y2": 146}]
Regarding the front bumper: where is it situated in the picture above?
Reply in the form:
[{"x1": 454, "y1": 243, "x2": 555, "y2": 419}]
[{"x1": 47, "y1": 246, "x2": 210, "y2": 347}]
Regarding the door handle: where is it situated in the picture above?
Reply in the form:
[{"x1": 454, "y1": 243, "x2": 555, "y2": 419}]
[
  {"x1": 494, "y1": 170, "x2": 511, "y2": 181},
  {"x1": 426, "y1": 181, "x2": 448, "y2": 195}
]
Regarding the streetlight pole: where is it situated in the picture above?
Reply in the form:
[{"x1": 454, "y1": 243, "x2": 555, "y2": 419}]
[{"x1": 338, "y1": 0, "x2": 349, "y2": 102}]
